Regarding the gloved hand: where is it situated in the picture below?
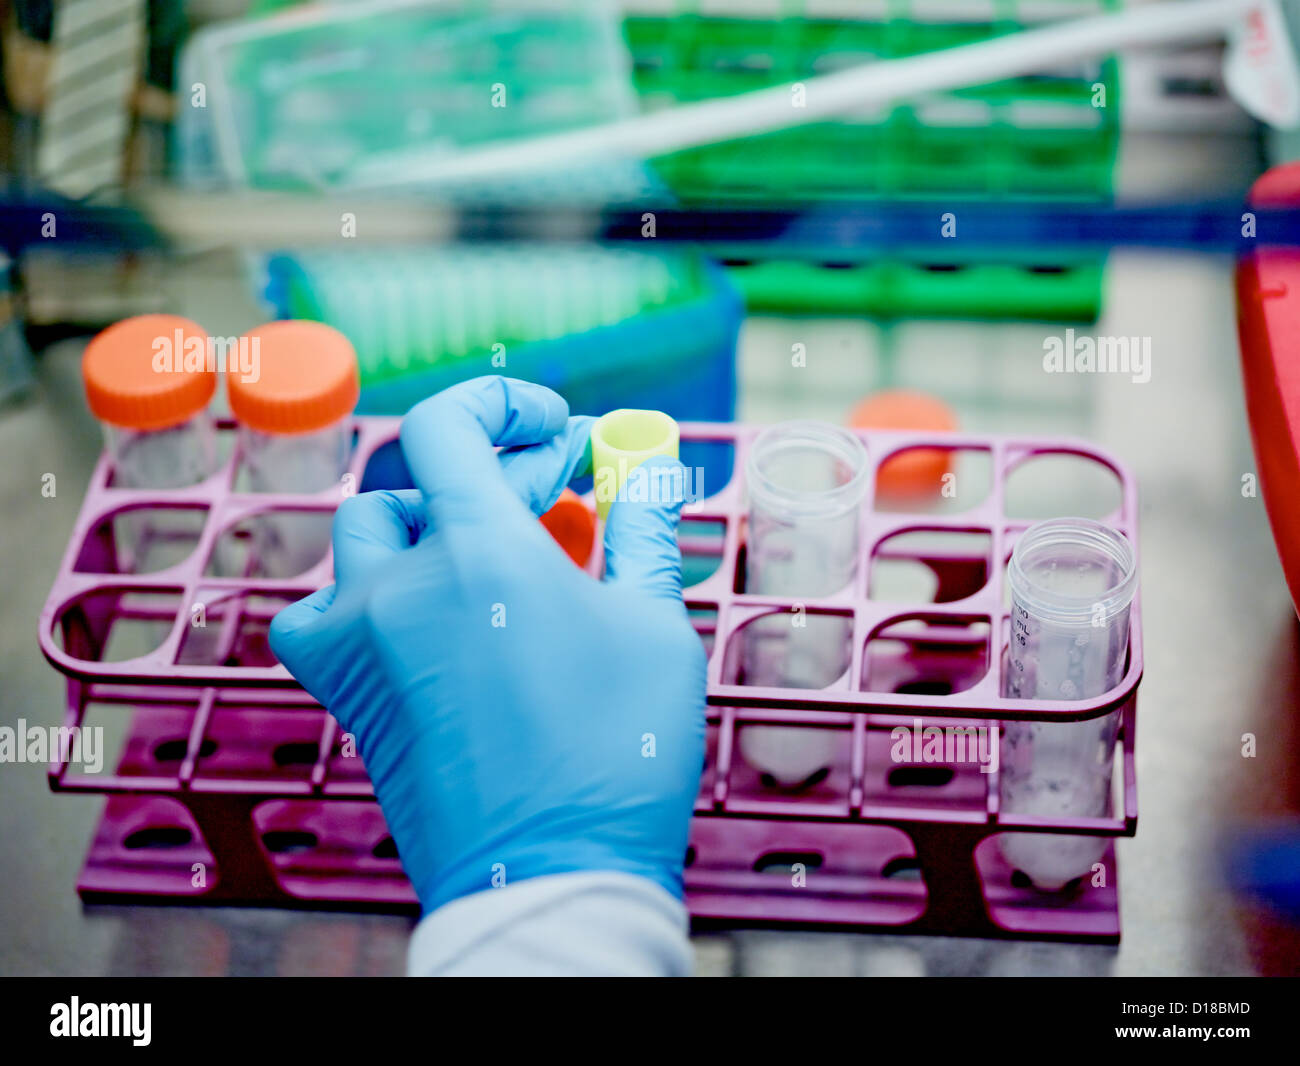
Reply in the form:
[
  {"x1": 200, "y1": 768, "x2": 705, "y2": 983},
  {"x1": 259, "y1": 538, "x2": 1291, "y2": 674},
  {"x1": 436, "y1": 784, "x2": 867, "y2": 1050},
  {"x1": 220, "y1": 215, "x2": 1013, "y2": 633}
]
[{"x1": 269, "y1": 377, "x2": 707, "y2": 914}]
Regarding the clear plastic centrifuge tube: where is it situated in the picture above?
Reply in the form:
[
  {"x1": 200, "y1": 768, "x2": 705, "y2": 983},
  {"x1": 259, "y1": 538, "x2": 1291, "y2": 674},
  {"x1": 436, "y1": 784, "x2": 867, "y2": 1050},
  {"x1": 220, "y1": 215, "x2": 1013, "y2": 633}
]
[
  {"x1": 741, "y1": 421, "x2": 869, "y2": 787},
  {"x1": 999, "y1": 517, "x2": 1138, "y2": 891},
  {"x1": 226, "y1": 321, "x2": 359, "y2": 579},
  {"x1": 590, "y1": 408, "x2": 680, "y2": 522},
  {"x1": 81, "y1": 314, "x2": 219, "y2": 572}
]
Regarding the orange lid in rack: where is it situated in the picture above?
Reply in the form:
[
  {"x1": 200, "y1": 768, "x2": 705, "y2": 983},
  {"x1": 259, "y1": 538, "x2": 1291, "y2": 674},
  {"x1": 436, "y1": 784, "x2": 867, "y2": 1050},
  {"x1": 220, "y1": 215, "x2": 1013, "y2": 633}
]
[
  {"x1": 848, "y1": 390, "x2": 958, "y2": 500},
  {"x1": 541, "y1": 488, "x2": 596, "y2": 567},
  {"x1": 227, "y1": 321, "x2": 360, "y2": 435},
  {"x1": 82, "y1": 315, "x2": 216, "y2": 431}
]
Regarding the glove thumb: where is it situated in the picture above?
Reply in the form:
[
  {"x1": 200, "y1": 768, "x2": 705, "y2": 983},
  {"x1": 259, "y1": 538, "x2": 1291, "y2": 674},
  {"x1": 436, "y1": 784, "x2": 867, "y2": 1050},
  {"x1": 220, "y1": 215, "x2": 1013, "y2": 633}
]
[{"x1": 601, "y1": 455, "x2": 688, "y2": 604}]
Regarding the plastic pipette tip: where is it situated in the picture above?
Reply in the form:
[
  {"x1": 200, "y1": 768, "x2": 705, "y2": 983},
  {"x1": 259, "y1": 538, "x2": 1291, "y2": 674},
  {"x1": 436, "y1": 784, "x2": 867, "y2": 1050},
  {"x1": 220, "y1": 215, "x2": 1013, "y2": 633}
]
[
  {"x1": 848, "y1": 390, "x2": 957, "y2": 501},
  {"x1": 590, "y1": 408, "x2": 680, "y2": 521}
]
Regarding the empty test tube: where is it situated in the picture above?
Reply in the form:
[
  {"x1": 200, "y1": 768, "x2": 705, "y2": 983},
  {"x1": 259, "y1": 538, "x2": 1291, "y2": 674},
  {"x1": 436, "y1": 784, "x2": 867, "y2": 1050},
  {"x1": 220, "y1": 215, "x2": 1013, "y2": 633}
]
[
  {"x1": 81, "y1": 314, "x2": 219, "y2": 573},
  {"x1": 999, "y1": 517, "x2": 1138, "y2": 891},
  {"x1": 226, "y1": 321, "x2": 359, "y2": 579},
  {"x1": 741, "y1": 421, "x2": 869, "y2": 787}
]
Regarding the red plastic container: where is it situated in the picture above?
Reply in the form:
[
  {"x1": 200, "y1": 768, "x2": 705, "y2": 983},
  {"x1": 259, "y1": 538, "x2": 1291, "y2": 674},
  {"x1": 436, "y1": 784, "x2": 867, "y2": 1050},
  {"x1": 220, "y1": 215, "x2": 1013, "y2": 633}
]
[{"x1": 1237, "y1": 161, "x2": 1300, "y2": 619}]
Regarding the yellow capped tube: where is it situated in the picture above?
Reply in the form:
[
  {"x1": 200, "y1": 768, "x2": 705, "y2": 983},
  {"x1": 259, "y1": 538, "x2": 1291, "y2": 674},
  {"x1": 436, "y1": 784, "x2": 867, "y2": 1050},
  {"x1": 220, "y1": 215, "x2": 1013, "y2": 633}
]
[{"x1": 590, "y1": 409, "x2": 680, "y2": 521}]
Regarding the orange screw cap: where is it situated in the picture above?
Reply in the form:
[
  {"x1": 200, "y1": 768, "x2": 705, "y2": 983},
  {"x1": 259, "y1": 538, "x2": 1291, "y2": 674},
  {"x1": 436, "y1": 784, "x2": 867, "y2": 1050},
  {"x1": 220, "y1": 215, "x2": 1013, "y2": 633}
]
[
  {"x1": 541, "y1": 488, "x2": 596, "y2": 567},
  {"x1": 82, "y1": 314, "x2": 216, "y2": 431},
  {"x1": 848, "y1": 390, "x2": 958, "y2": 501},
  {"x1": 227, "y1": 321, "x2": 359, "y2": 435}
]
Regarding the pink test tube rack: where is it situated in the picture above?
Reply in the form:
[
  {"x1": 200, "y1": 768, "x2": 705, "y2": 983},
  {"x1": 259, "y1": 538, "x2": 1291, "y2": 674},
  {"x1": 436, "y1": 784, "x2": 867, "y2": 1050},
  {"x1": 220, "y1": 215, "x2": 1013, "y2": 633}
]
[{"x1": 39, "y1": 417, "x2": 1141, "y2": 942}]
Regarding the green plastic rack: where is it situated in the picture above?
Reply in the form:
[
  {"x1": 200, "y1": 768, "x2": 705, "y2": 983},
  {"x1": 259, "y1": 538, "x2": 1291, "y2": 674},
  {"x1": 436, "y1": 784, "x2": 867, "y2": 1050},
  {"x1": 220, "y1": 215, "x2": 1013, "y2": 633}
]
[
  {"x1": 721, "y1": 258, "x2": 1105, "y2": 322},
  {"x1": 623, "y1": 1, "x2": 1121, "y2": 320}
]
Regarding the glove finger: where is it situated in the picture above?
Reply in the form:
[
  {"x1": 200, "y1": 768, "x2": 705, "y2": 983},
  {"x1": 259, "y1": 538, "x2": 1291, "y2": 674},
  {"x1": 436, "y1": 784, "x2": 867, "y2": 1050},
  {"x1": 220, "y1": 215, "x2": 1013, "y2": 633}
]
[
  {"x1": 498, "y1": 414, "x2": 595, "y2": 516},
  {"x1": 601, "y1": 455, "x2": 688, "y2": 605},
  {"x1": 331, "y1": 489, "x2": 427, "y2": 589},
  {"x1": 269, "y1": 583, "x2": 337, "y2": 675},
  {"x1": 400, "y1": 376, "x2": 569, "y2": 525}
]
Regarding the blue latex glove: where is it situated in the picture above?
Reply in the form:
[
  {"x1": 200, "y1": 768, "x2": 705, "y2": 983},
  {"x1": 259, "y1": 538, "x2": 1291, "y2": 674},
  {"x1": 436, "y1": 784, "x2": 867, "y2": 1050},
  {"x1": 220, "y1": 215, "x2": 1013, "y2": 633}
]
[{"x1": 269, "y1": 377, "x2": 707, "y2": 914}]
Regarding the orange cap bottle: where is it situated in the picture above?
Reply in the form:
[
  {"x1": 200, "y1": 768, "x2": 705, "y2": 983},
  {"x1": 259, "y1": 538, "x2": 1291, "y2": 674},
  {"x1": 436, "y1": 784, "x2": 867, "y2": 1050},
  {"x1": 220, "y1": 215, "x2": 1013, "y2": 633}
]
[
  {"x1": 226, "y1": 321, "x2": 359, "y2": 435},
  {"x1": 225, "y1": 322, "x2": 359, "y2": 581},
  {"x1": 82, "y1": 314, "x2": 216, "y2": 431}
]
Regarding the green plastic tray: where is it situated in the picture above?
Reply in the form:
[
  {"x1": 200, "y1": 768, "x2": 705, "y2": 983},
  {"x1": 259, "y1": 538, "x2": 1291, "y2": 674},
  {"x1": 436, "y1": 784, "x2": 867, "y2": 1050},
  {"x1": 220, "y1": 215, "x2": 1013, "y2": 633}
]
[
  {"x1": 625, "y1": 7, "x2": 1121, "y2": 203},
  {"x1": 623, "y1": 3, "x2": 1120, "y2": 320},
  {"x1": 724, "y1": 257, "x2": 1105, "y2": 321}
]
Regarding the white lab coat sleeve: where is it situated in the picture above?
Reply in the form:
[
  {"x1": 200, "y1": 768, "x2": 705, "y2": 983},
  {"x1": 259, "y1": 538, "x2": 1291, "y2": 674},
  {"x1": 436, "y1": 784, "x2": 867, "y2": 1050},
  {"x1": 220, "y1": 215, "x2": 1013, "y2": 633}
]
[{"x1": 406, "y1": 871, "x2": 692, "y2": 977}]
